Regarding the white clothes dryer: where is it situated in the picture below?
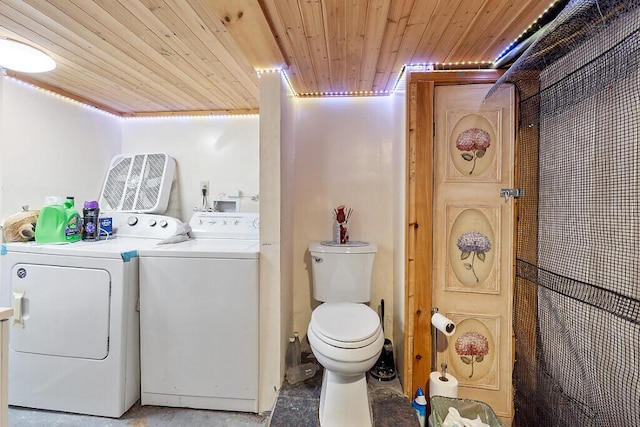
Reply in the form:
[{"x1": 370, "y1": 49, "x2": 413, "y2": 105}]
[
  {"x1": 0, "y1": 212, "x2": 188, "y2": 417},
  {"x1": 138, "y1": 211, "x2": 259, "y2": 412}
]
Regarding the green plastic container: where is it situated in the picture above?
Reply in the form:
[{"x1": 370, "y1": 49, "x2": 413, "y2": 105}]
[
  {"x1": 35, "y1": 196, "x2": 82, "y2": 244},
  {"x1": 431, "y1": 396, "x2": 504, "y2": 427}
]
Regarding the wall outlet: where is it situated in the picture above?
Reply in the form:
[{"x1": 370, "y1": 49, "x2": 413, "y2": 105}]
[{"x1": 200, "y1": 181, "x2": 209, "y2": 194}]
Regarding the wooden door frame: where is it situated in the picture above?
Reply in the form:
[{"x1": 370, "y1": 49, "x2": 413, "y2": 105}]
[{"x1": 404, "y1": 70, "x2": 505, "y2": 397}]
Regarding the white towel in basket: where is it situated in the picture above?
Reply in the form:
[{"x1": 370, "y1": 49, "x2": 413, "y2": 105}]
[{"x1": 442, "y1": 407, "x2": 490, "y2": 427}]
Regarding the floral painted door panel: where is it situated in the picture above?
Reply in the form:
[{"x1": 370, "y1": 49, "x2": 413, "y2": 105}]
[{"x1": 432, "y1": 84, "x2": 515, "y2": 421}]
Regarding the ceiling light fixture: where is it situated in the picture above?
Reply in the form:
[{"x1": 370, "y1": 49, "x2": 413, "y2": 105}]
[{"x1": 0, "y1": 38, "x2": 56, "y2": 73}]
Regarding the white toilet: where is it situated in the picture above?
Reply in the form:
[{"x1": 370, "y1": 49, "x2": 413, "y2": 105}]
[{"x1": 307, "y1": 241, "x2": 385, "y2": 427}]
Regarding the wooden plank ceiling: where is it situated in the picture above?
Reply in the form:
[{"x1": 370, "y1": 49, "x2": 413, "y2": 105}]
[{"x1": 0, "y1": 0, "x2": 556, "y2": 116}]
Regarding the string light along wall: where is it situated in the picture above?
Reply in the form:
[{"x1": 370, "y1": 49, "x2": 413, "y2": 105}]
[{"x1": 2, "y1": 76, "x2": 258, "y2": 120}]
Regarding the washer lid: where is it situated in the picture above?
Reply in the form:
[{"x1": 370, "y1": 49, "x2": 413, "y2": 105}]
[
  {"x1": 138, "y1": 238, "x2": 259, "y2": 258},
  {"x1": 311, "y1": 303, "x2": 381, "y2": 345}
]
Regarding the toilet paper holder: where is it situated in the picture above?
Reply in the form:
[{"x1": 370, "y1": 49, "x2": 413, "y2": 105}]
[
  {"x1": 431, "y1": 307, "x2": 456, "y2": 372},
  {"x1": 439, "y1": 362, "x2": 450, "y2": 382}
]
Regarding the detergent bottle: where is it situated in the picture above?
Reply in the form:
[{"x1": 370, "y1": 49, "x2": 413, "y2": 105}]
[
  {"x1": 63, "y1": 197, "x2": 82, "y2": 242},
  {"x1": 35, "y1": 196, "x2": 82, "y2": 244}
]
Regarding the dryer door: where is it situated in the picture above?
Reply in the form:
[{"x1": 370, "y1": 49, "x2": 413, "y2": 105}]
[{"x1": 10, "y1": 264, "x2": 111, "y2": 360}]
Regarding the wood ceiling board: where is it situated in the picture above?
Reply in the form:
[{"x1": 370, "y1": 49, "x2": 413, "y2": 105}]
[
  {"x1": 5, "y1": 70, "x2": 128, "y2": 115},
  {"x1": 468, "y1": 0, "x2": 547, "y2": 61},
  {"x1": 115, "y1": 0, "x2": 256, "y2": 109},
  {"x1": 430, "y1": 0, "x2": 487, "y2": 63},
  {"x1": 359, "y1": 0, "x2": 391, "y2": 91},
  {"x1": 205, "y1": 0, "x2": 286, "y2": 70},
  {"x1": 89, "y1": 0, "x2": 225, "y2": 110},
  {"x1": 20, "y1": 0, "x2": 258, "y2": 112},
  {"x1": 345, "y1": 0, "x2": 368, "y2": 92},
  {"x1": 296, "y1": 0, "x2": 332, "y2": 93},
  {"x1": 372, "y1": 0, "x2": 414, "y2": 92},
  {"x1": 130, "y1": 108, "x2": 259, "y2": 117},
  {"x1": 448, "y1": 0, "x2": 514, "y2": 61},
  {"x1": 16, "y1": 0, "x2": 223, "y2": 111},
  {"x1": 256, "y1": 0, "x2": 304, "y2": 95},
  {"x1": 0, "y1": 1, "x2": 178, "y2": 112},
  {"x1": 261, "y1": 0, "x2": 317, "y2": 94},
  {"x1": 162, "y1": 0, "x2": 260, "y2": 97},
  {"x1": 58, "y1": 0, "x2": 211, "y2": 110},
  {"x1": 322, "y1": 0, "x2": 347, "y2": 93},
  {"x1": 383, "y1": 0, "x2": 439, "y2": 93},
  {"x1": 410, "y1": 0, "x2": 467, "y2": 63}
]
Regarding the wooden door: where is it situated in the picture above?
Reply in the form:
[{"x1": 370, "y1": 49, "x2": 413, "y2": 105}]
[
  {"x1": 404, "y1": 71, "x2": 515, "y2": 423},
  {"x1": 432, "y1": 84, "x2": 514, "y2": 421}
]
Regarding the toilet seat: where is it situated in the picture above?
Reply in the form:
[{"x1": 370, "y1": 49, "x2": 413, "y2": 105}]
[{"x1": 310, "y1": 303, "x2": 381, "y2": 349}]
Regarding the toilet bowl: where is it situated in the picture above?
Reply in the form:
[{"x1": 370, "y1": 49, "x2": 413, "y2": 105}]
[{"x1": 308, "y1": 302, "x2": 385, "y2": 427}]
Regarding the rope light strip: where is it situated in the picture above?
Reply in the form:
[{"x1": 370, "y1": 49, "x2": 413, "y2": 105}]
[
  {"x1": 4, "y1": 75, "x2": 258, "y2": 119},
  {"x1": 494, "y1": 0, "x2": 560, "y2": 62}
]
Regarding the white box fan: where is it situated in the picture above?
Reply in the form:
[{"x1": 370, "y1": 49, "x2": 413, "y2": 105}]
[{"x1": 99, "y1": 153, "x2": 175, "y2": 213}]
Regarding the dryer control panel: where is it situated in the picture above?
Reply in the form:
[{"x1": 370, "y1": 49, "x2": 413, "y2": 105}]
[{"x1": 189, "y1": 212, "x2": 259, "y2": 240}]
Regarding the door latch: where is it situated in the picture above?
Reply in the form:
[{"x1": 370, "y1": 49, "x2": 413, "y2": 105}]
[{"x1": 500, "y1": 188, "x2": 524, "y2": 202}]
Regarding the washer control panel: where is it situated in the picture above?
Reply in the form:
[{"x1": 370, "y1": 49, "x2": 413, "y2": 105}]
[
  {"x1": 189, "y1": 212, "x2": 259, "y2": 239},
  {"x1": 109, "y1": 212, "x2": 188, "y2": 239}
]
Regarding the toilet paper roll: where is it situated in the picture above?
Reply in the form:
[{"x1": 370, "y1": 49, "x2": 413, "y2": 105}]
[
  {"x1": 429, "y1": 371, "x2": 459, "y2": 398},
  {"x1": 431, "y1": 312, "x2": 456, "y2": 336}
]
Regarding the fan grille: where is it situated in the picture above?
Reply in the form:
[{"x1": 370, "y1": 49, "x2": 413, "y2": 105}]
[
  {"x1": 122, "y1": 155, "x2": 144, "y2": 211},
  {"x1": 135, "y1": 153, "x2": 165, "y2": 211},
  {"x1": 101, "y1": 157, "x2": 131, "y2": 211},
  {"x1": 99, "y1": 153, "x2": 174, "y2": 213}
]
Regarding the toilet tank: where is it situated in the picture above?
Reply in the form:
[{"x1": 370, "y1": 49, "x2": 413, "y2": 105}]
[{"x1": 308, "y1": 241, "x2": 377, "y2": 303}]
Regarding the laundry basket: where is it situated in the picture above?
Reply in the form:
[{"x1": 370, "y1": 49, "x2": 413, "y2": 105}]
[{"x1": 431, "y1": 396, "x2": 504, "y2": 427}]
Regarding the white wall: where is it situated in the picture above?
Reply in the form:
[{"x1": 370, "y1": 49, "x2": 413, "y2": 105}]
[
  {"x1": 258, "y1": 71, "x2": 296, "y2": 412},
  {"x1": 391, "y1": 77, "x2": 407, "y2": 385},
  {"x1": 291, "y1": 96, "x2": 396, "y2": 341},
  {"x1": 0, "y1": 77, "x2": 121, "y2": 314},
  {"x1": 279, "y1": 77, "x2": 296, "y2": 359},
  {"x1": 0, "y1": 77, "x2": 121, "y2": 220},
  {"x1": 121, "y1": 115, "x2": 259, "y2": 222},
  {"x1": 0, "y1": 77, "x2": 3, "y2": 220}
]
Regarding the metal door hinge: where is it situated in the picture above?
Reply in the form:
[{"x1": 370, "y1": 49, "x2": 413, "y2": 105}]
[{"x1": 500, "y1": 188, "x2": 524, "y2": 202}]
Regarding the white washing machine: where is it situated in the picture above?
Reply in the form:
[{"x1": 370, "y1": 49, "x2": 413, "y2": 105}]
[
  {"x1": 0, "y1": 212, "x2": 188, "y2": 417},
  {"x1": 138, "y1": 211, "x2": 260, "y2": 412}
]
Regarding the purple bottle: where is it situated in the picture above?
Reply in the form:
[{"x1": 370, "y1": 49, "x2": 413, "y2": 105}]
[{"x1": 82, "y1": 200, "x2": 100, "y2": 241}]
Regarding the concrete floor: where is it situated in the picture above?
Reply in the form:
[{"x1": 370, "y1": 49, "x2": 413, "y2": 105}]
[
  {"x1": 8, "y1": 354, "x2": 418, "y2": 427},
  {"x1": 9, "y1": 403, "x2": 269, "y2": 427},
  {"x1": 269, "y1": 370, "x2": 419, "y2": 427}
]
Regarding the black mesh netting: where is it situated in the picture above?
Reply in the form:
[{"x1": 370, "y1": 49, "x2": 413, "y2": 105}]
[{"x1": 489, "y1": 1, "x2": 640, "y2": 425}]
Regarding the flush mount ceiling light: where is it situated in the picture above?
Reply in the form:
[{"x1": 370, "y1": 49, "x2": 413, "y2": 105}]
[{"x1": 0, "y1": 38, "x2": 56, "y2": 73}]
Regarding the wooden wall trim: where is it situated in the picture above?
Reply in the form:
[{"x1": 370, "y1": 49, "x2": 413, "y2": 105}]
[
  {"x1": 404, "y1": 81, "x2": 417, "y2": 395},
  {"x1": 409, "y1": 70, "x2": 504, "y2": 85}
]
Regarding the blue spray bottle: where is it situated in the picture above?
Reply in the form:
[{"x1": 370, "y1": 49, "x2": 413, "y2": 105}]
[{"x1": 412, "y1": 386, "x2": 427, "y2": 427}]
